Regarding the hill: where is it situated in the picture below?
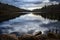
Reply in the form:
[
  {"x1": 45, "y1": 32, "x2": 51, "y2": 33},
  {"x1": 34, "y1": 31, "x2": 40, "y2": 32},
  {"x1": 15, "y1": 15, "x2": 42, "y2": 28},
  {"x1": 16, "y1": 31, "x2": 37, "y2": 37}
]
[
  {"x1": 0, "y1": 3, "x2": 29, "y2": 22},
  {"x1": 33, "y1": 3, "x2": 60, "y2": 21}
]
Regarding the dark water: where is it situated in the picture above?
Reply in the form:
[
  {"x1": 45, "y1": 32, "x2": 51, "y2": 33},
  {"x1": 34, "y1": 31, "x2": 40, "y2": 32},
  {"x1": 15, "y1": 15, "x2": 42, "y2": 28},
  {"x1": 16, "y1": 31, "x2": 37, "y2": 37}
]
[{"x1": 0, "y1": 13, "x2": 60, "y2": 35}]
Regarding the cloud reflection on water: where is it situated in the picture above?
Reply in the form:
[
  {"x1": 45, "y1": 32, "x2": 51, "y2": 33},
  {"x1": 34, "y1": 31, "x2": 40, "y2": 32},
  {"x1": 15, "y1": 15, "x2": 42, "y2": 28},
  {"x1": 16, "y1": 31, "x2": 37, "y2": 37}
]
[{"x1": 0, "y1": 13, "x2": 58, "y2": 35}]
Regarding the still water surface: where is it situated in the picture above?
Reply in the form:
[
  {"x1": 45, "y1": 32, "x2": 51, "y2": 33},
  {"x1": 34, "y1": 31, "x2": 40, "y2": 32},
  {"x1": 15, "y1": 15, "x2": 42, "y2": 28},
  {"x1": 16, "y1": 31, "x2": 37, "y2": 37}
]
[{"x1": 0, "y1": 13, "x2": 60, "y2": 35}]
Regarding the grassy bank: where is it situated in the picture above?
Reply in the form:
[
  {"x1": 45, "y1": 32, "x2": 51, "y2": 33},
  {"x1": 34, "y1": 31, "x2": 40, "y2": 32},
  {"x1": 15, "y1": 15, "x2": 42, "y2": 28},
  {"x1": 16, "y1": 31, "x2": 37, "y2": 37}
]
[{"x1": 0, "y1": 31, "x2": 60, "y2": 40}]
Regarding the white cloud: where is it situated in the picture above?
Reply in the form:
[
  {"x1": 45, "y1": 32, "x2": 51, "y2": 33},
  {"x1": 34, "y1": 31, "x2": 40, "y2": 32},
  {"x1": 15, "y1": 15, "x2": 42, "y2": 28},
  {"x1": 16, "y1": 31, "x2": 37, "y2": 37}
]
[
  {"x1": 20, "y1": 0, "x2": 46, "y2": 2},
  {"x1": 43, "y1": 0, "x2": 50, "y2": 2}
]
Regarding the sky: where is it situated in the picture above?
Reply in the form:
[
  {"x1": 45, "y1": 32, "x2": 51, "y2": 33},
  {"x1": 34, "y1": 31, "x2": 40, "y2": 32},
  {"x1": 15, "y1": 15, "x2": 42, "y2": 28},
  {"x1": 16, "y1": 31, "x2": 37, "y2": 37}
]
[{"x1": 0, "y1": 0, "x2": 59, "y2": 10}]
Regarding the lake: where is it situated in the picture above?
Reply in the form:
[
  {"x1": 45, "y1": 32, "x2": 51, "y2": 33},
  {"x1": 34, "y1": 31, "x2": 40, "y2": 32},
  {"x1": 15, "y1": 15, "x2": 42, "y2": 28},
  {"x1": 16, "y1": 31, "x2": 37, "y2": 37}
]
[{"x1": 0, "y1": 13, "x2": 60, "y2": 35}]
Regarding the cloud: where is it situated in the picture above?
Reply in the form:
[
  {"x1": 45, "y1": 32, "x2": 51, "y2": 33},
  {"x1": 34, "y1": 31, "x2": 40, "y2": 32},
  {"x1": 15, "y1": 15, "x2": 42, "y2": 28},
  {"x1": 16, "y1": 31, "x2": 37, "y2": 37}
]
[
  {"x1": 0, "y1": 0, "x2": 50, "y2": 6},
  {"x1": 0, "y1": 0, "x2": 59, "y2": 10},
  {"x1": 20, "y1": 0, "x2": 49, "y2": 3},
  {"x1": 50, "y1": 0, "x2": 60, "y2": 2},
  {"x1": 0, "y1": 0, "x2": 14, "y2": 4}
]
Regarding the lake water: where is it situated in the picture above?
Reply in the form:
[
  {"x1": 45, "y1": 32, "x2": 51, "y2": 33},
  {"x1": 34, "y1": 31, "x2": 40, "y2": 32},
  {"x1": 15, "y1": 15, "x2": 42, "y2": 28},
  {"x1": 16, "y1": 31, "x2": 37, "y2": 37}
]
[{"x1": 0, "y1": 13, "x2": 60, "y2": 35}]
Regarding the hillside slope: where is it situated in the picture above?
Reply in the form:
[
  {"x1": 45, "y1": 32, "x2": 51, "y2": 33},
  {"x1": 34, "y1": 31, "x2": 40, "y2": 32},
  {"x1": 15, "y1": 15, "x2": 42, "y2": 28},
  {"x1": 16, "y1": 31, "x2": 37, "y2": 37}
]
[{"x1": 0, "y1": 3, "x2": 29, "y2": 22}]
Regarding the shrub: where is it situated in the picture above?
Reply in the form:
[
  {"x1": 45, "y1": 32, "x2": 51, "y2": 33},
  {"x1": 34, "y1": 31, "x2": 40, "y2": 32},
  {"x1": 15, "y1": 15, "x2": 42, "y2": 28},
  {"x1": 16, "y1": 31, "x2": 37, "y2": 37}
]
[
  {"x1": 0, "y1": 34, "x2": 18, "y2": 40},
  {"x1": 18, "y1": 34, "x2": 38, "y2": 40},
  {"x1": 36, "y1": 34, "x2": 47, "y2": 40},
  {"x1": 47, "y1": 32, "x2": 57, "y2": 39}
]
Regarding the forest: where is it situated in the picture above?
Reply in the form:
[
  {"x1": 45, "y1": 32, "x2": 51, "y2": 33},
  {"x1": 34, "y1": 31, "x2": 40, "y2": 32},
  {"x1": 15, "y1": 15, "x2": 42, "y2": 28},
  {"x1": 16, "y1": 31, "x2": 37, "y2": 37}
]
[{"x1": 33, "y1": 3, "x2": 60, "y2": 20}]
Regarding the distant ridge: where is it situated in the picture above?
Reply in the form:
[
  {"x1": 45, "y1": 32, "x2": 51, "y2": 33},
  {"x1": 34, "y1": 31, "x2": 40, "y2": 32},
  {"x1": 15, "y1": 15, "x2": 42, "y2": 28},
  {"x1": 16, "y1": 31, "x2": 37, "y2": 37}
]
[{"x1": 33, "y1": 3, "x2": 60, "y2": 21}]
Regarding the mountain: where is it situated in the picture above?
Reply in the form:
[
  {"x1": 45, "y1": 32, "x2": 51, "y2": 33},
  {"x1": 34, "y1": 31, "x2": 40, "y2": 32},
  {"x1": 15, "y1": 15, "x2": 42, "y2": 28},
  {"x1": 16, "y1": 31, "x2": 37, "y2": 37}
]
[
  {"x1": 33, "y1": 3, "x2": 60, "y2": 21},
  {"x1": 0, "y1": 3, "x2": 30, "y2": 22}
]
